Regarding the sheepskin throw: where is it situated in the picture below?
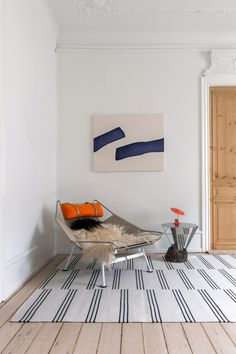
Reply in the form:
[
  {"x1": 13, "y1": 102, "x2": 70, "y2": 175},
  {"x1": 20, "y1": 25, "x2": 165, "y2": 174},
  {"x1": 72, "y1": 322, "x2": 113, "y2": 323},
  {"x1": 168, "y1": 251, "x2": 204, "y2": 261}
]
[{"x1": 73, "y1": 223, "x2": 158, "y2": 264}]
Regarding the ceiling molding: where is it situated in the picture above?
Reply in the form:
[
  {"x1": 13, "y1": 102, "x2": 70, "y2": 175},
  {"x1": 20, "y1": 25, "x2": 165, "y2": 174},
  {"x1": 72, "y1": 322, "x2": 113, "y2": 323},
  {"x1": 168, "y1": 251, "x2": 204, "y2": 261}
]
[
  {"x1": 72, "y1": 1, "x2": 236, "y2": 16},
  {"x1": 57, "y1": 43, "x2": 236, "y2": 51}
]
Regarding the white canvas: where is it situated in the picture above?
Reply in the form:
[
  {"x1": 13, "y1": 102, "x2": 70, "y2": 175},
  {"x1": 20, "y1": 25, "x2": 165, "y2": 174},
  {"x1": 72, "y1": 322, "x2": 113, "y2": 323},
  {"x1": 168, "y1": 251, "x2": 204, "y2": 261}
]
[{"x1": 93, "y1": 114, "x2": 164, "y2": 171}]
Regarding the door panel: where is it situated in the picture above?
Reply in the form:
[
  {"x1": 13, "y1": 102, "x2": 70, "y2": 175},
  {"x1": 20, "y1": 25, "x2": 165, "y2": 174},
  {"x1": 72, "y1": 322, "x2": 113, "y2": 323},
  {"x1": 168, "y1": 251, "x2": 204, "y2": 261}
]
[{"x1": 211, "y1": 87, "x2": 236, "y2": 250}]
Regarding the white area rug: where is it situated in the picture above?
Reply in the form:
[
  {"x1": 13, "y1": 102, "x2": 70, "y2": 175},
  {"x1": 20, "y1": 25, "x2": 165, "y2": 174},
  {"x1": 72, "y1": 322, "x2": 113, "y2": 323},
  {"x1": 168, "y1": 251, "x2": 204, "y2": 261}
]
[{"x1": 11, "y1": 254, "x2": 236, "y2": 323}]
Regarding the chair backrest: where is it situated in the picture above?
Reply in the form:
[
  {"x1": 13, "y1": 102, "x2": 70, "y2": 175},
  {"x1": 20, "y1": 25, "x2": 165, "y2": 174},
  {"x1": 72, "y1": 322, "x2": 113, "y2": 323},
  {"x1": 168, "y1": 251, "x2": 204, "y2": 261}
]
[
  {"x1": 56, "y1": 218, "x2": 78, "y2": 244},
  {"x1": 104, "y1": 214, "x2": 140, "y2": 235},
  {"x1": 55, "y1": 201, "x2": 85, "y2": 248}
]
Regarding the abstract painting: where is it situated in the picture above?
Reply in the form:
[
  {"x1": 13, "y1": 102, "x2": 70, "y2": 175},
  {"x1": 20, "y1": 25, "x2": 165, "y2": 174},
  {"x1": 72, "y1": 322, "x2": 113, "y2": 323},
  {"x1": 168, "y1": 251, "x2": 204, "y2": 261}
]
[{"x1": 93, "y1": 114, "x2": 164, "y2": 172}]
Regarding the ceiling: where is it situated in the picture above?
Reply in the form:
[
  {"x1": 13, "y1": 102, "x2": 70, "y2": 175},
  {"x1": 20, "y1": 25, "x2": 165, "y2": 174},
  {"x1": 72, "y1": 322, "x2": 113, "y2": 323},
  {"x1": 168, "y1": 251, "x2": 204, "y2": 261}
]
[{"x1": 46, "y1": 0, "x2": 236, "y2": 46}]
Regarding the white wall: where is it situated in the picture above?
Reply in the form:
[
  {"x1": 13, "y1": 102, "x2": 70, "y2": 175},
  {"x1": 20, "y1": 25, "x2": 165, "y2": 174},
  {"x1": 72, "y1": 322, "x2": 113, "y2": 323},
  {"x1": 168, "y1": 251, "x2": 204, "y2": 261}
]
[
  {"x1": 1, "y1": 0, "x2": 58, "y2": 299},
  {"x1": 0, "y1": 0, "x2": 6, "y2": 301},
  {"x1": 57, "y1": 48, "x2": 207, "y2": 253}
]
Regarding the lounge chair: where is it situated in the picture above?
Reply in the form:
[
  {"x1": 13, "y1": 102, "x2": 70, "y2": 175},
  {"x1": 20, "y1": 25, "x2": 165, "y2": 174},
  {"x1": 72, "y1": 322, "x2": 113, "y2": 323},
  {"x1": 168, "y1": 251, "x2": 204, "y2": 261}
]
[{"x1": 55, "y1": 200, "x2": 162, "y2": 287}]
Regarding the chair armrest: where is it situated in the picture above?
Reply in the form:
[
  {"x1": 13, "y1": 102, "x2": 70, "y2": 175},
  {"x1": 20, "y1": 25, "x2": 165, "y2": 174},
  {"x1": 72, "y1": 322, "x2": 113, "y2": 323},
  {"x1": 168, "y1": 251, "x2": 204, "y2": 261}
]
[
  {"x1": 76, "y1": 240, "x2": 119, "y2": 247},
  {"x1": 139, "y1": 229, "x2": 163, "y2": 236}
]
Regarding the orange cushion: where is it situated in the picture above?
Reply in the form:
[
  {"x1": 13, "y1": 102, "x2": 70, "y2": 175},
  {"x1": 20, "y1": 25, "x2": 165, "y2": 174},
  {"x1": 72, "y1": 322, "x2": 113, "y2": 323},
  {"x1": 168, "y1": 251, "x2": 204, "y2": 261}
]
[{"x1": 61, "y1": 202, "x2": 104, "y2": 220}]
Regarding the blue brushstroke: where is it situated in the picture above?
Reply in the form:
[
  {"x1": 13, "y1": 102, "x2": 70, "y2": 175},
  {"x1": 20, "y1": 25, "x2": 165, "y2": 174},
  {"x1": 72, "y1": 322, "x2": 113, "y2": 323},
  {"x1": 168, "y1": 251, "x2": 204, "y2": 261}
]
[
  {"x1": 115, "y1": 138, "x2": 164, "y2": 161},
  {"x1": 94, "y1": 127, "x2": 125, "y2": 152}
]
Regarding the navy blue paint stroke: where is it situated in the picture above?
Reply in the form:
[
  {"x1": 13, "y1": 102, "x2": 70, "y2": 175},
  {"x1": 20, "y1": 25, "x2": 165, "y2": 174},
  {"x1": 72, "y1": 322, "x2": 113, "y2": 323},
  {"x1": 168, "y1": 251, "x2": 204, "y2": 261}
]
[
  {"x1": 115, "y1": 138, "x2": 164, "y2": 161},
  {"x1": 94, "y1": 127, "x2": 125, "y2": 152}
]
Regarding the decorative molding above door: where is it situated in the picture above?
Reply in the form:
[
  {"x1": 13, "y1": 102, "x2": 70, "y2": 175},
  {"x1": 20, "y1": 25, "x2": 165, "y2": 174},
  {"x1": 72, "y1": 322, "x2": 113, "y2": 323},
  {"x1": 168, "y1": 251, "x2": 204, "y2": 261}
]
[{"x1": 204, "y1": 50, "x2": 236, "y2": 75}]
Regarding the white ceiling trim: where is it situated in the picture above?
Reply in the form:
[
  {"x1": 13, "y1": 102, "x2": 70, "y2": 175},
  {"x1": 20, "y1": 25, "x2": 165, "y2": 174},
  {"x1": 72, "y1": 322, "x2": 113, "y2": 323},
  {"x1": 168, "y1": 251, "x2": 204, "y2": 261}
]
[
  {"x1": 58, "y1": 30, "x2": 236, "y2": 48},
  {"x1": 57, "y1": 44, "x2": 236, "y2": 51},
  {"x1": 72, "y1": 1, "x2": 236, "y2": 16}
]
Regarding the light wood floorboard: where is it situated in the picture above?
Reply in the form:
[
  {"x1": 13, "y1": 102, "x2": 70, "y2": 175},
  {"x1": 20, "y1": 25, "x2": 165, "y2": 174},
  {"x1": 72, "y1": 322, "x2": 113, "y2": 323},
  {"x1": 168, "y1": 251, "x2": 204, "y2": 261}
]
[
  {"x1": 0, "y1": 255, "x2": 236, "y2": 354},
  {"x1": 221, "y1": 323, "x2": 236, "y2": 347},
  {"x1": 142, "y1": 323, "x2": 168, "y2": 354},
  {"x1": 50, "y1": 323, "x2": 82, "y2": 354},
  {"x1": 97, "y1": 323, "x2": 121, "y2": 354},
  {"x1": 202, "y1": 323, "x2": 236, "y2": 354},
  {"x1": 26, "y1": 323, "x2": 62, "y2": 354},
  {"x1": 182, "y1": 323, "x2": 216, "y2": 354},
  {"x1": 2, "y1": 323, "x2": 42, "y2": 354},
  {"x1": 0, "y1": 322, "x2": 23, "y2": 352},
  {"x1": 162, "y1": 323, "x2": 192, "y2": 354},
  {"x1": 122, "y1": 323, "x2": 144, "y2": 354},
  {"x1": 73, "y1": 323, "x2": 102, "y2": 354}
]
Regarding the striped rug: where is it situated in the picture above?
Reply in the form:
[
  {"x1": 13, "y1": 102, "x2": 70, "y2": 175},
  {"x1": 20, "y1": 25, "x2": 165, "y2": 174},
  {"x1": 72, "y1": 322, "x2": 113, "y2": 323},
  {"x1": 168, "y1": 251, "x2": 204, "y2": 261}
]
[{"x1": 11, "y1": 254, "x2": 236, "y2": 323}]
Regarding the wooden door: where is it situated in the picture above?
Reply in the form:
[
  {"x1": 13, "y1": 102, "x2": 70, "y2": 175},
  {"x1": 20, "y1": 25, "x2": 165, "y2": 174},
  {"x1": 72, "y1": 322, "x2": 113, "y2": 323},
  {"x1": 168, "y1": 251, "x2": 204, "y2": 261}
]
[{"x1": 210, "y1": 87, "x2": 236, "y2": 250}]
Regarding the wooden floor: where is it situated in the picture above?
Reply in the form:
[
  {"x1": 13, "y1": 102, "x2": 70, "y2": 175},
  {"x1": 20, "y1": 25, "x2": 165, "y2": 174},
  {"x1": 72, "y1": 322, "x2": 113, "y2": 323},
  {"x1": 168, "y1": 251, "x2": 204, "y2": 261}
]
[{"x1": 1, "y1": 255, "x2": 236, "y2": 354}]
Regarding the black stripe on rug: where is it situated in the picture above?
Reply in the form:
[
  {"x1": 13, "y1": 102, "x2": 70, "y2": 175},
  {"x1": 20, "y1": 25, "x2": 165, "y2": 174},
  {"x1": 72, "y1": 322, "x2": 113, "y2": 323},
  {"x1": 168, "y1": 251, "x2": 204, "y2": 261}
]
[
  {"x1": 197, "y1": 269, "x2": 220, "y2": 289},
  {"x1": 146, "y1": 289, "x2": 162, "y2": 322},
  {"x1": 52, "y1": 289, "x2": 77, "y2": 322},
  {"x1": 196, "y1": 255, "x2": 214, "y2": 269},
  {"x1": 135, "y1": 270, "x2": 145, "y2": 290},
  {"x1": 214, "y1": 255, "x2": 235, "y2": 269},
  {"x1": 85, "y1": 289, "x2": 103, "y2": 323},
  {"x1": 118, "y1": 289, "x2": 129, "y2": 323},
  {"x1": 198, "y1": 289, "x2": 229, "y2": 322},
  {"x1": 156, "y1": 270, "x2": 169, "y2": 289},
  {"x1": 177, "y1": 270, "x2": 195, "y2": 290},
  {"x1": 20, "y1": 289, "x2": 52, "y2": 322},
  {"x1": 38, "y1": 270, "x2": 59, "y2": 289},
  {"x1": 219, "y1": 269, "x2": 236, "y2": 287},
  {"x1": 172, "y1": 289, "x2": 195, "y2": 322},
  {"x1": 68, "y1": 255, "x2": 82, "y2": 270},
  {"x1": 61, "y1": 269, "x2": 80, "y2": 289},
  {"x1": 127, "y1": 259, "x2": 134, "y2": 270},
  {"x1": 224, "y1": 289, "x2": 236, "y2": 303},
  {"x1": 162, "y1": 256, "x2": 174, "y2": 270},
  {"x1": 87, "y1": 259, "x2": 97, "y2": 270},
  {"x1": 147, "y1": 256, "x2": 154, "y2": 270},
  {"x1": 86, "y1": 270, "x2": 100, "y2": 289},
  {"x1": 112, "y1": 270, "x2": 121, "y2": 290},
  {"x1": 184, "y1": 260, "x2": 194, "y2": 269}
]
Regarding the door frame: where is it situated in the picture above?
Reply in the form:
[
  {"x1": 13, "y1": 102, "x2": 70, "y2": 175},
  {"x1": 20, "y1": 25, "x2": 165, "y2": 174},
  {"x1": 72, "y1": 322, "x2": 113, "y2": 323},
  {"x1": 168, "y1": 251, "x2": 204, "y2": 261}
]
[{"x1": 201, "y1": 50, "x2": 236, "y2": 252}]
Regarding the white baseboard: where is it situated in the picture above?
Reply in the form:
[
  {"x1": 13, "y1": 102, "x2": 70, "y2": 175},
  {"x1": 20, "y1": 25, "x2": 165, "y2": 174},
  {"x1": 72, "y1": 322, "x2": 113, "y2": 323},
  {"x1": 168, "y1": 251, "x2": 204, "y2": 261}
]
[
  {"x1": 5, "y1": 246, "x2": 40, "y2": 268},
  {"x1": 3, "y1": 246, "x2": 54, "y2": 300}
]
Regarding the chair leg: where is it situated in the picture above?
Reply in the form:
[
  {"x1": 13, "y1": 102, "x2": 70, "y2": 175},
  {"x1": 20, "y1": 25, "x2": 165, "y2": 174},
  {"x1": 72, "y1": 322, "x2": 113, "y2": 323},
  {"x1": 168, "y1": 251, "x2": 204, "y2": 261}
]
[
  {"x1": 141, "y1": 248, "x2": 153, "y2": 273},
  {"x1": 63, "y1": 245, "x2": 76, "y2": 271},
  {"x1": 100, "y1": 263, "x2": 107, "y2": 288}
]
